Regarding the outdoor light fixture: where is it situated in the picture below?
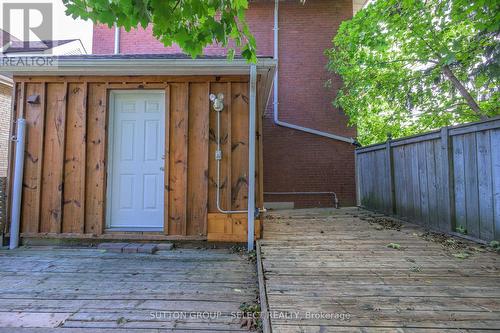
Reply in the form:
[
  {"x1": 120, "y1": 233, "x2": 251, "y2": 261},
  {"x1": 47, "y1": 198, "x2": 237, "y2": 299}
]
[{"x1": 209, "y1": 93, "x2": 224, "y2": 112}]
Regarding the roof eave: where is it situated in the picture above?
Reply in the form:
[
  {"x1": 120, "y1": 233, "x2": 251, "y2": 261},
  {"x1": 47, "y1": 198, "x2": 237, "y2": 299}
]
[
  {"x1": 2, "y1": 57, "x2": 276, "y2": 112},
  {"x1": 3, "y1": 57, "x2": 276, "y2": 76}
]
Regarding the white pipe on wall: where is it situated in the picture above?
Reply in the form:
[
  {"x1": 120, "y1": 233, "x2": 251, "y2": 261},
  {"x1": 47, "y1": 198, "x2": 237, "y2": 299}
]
[
  {"x1": 9, "y1": 119, "x2": 26, "y2": 250},
  {"x1": 114, "y1": 23, "x2": 120, "y2": 54},
  {"x1": 272, "y1": 0, "x2": 356, "y2": 145},
  {"x1": 247, "y1": 65, "x2": 257, "y2": 251}
]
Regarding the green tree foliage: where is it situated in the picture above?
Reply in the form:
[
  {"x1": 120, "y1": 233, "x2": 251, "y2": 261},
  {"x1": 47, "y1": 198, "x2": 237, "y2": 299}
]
[
  {"x1": 63, "y1": 0, "x2": 257, "y2": 61},
  {"x1": 327, "y1": 0, "x2": 499, "y2": 145}
]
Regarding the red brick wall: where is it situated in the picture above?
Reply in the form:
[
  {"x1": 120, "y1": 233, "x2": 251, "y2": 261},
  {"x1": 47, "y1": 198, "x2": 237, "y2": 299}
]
[{"x1": 92, "y1": 0, "x2": 356, "y2": 207}]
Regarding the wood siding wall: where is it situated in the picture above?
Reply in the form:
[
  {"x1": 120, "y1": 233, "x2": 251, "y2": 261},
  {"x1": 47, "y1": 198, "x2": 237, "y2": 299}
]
[
  {"x1": 9, "y1": 76, "x2": 263, "y2": 240},
  {"x1": 355, "y1": 118, "x2": 500, "y2": 242}
]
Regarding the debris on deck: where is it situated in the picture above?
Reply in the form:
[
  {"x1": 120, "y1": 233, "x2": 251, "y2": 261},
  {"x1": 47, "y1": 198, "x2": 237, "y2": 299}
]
[
  {"x1": 0, "y1": 246, "x2": 257, "y2": 332},
  {"x1": 259, "y1": 207, "x2": 500, "y2": 332}
]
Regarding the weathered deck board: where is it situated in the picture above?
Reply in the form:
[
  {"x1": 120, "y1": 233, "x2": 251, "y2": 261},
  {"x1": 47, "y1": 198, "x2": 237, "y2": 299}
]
[
  {"x1": 259, "y1": 207, "x2": 500, "y2": 332},
  {"x1": 0, "y1": 247, "x2": 256, "y2": 331}
]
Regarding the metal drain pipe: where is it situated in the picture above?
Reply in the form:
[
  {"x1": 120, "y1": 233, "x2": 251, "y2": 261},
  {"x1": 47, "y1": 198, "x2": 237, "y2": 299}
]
[
  {"x1": 264, "y1": 191, "x2": 339, "y2": 209},
  {"x1": 9, "y1": 119, "x2": 26, "y2": 249},
  {"x1": 114, "y1": 23, "x2": 120, "y2": 54},
  {"x1": 272, "y1": 0, "x2": 357, "y2": 145}
]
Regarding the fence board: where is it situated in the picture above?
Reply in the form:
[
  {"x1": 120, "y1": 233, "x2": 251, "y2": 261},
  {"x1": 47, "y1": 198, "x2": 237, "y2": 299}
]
[
  {"x1": 426, "y1": 140, "x2": 439, "y2": 227},
  {"x1": 417, "y1": 142, "x2": 429, "y2": 227},
  {"x1": 476, "y1": 131, "x2": 494, "y2": 241},
  {"x1": 393, "y1": 146, "x2": 405, "y2": 218},
  {"x1": 377, "y1": 149, "x2": 389, "y2": 212},
  {"x1": 452, "y1": 135, "x2": 467, "y2": 233},
  {"x1": 356, "y1": 117, "x2": 500, "y2": 242},
  {"x1": 403, "y1": 145, "x2": 413, "y2": 220},
  {"x1": 491, "y1": 129, "x2": 500, "y2": 241},
  {"x1": 410, "y1": 144, "x2": 421, "y2": 223},
  {"x1": 438, "y1": 130, "x2": 455, "y2": 233},
  {"x1": 464, "y1": 133, "x2": 480, "y2": 238}
]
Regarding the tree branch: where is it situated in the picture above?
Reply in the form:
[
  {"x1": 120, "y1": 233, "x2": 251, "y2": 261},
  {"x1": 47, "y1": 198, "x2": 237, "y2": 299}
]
[
  {"x1": 442, "y1": 65, "x2": 488, "y2": 120},
  {"x1": 370, "y1": 58, "x2": 438, "y2": 66},
  {"x1": 172, "y1": 0, "x2": 182, "y2": 12}
]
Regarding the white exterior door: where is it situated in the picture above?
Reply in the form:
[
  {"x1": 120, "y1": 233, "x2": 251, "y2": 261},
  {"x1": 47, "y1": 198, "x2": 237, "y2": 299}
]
[{"x1": 107, "y1": 91, "x2": 165, "y2": 230}]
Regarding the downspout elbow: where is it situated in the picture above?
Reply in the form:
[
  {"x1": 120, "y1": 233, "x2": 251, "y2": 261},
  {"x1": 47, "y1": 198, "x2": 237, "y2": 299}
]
[{"x1": 271, "y1": 0, "x2": 356, "y2": 146}]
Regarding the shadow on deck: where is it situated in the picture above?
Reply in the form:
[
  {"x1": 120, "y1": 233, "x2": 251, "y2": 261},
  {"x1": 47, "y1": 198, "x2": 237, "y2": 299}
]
[{"x1": 258, "y1": 207, "x2": 500, "y2": 333}]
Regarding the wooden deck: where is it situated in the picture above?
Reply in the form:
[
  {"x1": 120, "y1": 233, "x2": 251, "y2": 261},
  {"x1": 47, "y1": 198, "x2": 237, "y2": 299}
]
[
  {"x1": 0, "y1": 246, "x2": 257, "y2": 332},
  {"x1": 259, "y1": 208, "x2": 500, "y2": 333}
]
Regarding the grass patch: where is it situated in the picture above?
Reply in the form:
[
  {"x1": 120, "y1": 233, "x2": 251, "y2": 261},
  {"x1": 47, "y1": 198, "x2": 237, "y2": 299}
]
[
  {"x1": 452, "y1": 252, "x2": 471, "y2": 260},
  {"x1": 387, "y1": 243, "x2": 402, "y2": 250},
  {"x1": 239, "y1": 302, "x2": 261, "y2": 331}
]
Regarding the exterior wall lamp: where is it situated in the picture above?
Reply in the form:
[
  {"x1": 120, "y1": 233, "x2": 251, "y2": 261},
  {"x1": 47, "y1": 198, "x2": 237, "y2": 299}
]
[{"x1": 209, "y1": 93, "x2": 224, "y2": 112}]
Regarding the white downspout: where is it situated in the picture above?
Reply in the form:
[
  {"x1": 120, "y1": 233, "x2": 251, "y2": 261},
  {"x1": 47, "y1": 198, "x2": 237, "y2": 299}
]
[
  {"x1": 114, "y1": 23, "x2": 120, "y2": 54},
  {"x1": 272, "y1": 0, "x2": 356, "y2": 145},
  {"x1": 9, "y1": 119, "x2": 26, "y2": 250},
  {"x1": 247, "y1": 64, "x2": 257, "y2": 251}
]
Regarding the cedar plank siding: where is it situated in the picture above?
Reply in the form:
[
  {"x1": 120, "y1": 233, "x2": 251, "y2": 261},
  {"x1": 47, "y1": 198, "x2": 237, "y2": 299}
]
[{"x1": 10, "y1": 76, "x2": 262, "y2": 241}]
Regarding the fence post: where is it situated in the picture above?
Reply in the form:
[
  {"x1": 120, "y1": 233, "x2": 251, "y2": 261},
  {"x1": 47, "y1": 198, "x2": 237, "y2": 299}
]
[
  {"x1": 355, "y1": 149, "x2": 361, "y2": 206},
  {"x1": 386, "y1": 138, "x2": 396, "y2": 214},
  {"x1": 440, "y1": 127, "x2": 455, "y2": 232}
]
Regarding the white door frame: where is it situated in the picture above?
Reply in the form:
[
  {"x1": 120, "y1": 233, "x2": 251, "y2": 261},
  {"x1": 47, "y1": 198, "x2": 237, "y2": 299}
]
[{"x1": 105, "y1": 90, "x2": 165, "y2": 231}]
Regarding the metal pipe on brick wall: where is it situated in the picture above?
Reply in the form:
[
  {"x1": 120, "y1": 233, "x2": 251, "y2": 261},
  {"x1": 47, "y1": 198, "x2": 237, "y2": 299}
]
[
  {"x1": 272, "y1": 0, "x2": 356, "y2": 145},
  {"x1": 264, "y1": 191, "x2": 339, "y2": 209},
  {"x1": 9, "y1": 119, "x2": 26, "y2": 249},
  {"x1": 114, "y1": 23, "x2": 120, "y2": 54}
]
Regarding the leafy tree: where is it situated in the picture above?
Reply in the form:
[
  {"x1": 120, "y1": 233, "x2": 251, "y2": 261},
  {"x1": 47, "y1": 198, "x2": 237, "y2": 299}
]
[
  {"x1": 63, "y1": 0, "x2": 257, "y2": 61},
  {"x1": 327, "y1": 0, "x2": 499, "y2": 145}
]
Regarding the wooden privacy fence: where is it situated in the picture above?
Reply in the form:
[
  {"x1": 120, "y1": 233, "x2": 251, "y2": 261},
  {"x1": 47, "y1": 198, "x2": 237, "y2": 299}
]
[{"x1": 355, "y1": 117, "x2": 500, "y2": 242}]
